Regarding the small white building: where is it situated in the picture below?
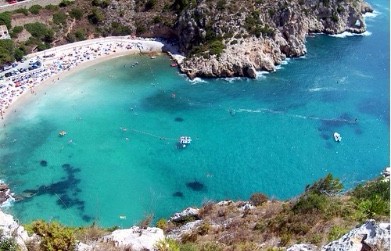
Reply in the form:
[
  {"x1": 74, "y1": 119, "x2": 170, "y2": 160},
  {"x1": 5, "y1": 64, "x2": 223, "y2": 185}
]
[{"x1": 0, "y1": 25, "x2": 10, "y2": 40}]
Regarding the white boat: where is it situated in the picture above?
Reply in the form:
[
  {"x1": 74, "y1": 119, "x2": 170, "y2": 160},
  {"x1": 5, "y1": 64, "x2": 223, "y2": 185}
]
[
  {"x1": 59, "y1": 130, "x2": 67, "y2": 137},
  {"x1": 333, "y1": 132, "x2": 342, "y2": 142},
  {"x1": 179, "y1": 136, "x2": 192, "y2": 147}
]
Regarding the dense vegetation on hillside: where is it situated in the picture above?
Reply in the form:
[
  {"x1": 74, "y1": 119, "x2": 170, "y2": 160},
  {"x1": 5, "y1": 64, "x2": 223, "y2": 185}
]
[
  {"x1": 0, "y1": 174, "x2": 388, "y2": 250},
  {"x1": 0, "y1": 0, "x2": 363, "y2": 67}
]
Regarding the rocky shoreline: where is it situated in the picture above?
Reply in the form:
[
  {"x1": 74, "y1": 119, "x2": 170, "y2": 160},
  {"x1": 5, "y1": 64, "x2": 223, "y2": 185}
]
[
  {"x1": 0, "y1": 169, "x2": 389, "y2": 250},
  {"x1": 174, "y1": 0, "x2": 373, "y2": 79},
  {"x1": 0, "y1": 182, "x2": 13, "y2": 205}
]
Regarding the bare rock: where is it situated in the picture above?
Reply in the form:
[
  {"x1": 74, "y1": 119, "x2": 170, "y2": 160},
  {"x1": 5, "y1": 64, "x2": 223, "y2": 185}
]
[
  {"x1": 288, "y1": 244, "x2": 318, "y2": 251},
  {"x1": 170, "y1": 207, "x2": 200, "y2": 223},
  {"x1": 176, "y1": 0, "x2": 372, "y2": 79},
  {"x1": 102, "y1": 226, "x2": 164, "y2": 251},
  {"x1": 0, "y1": 210, "x2": 32, "y2": 251},
  {"x1": 322, "y1": 220, "x2": 390, "y2": 251}
]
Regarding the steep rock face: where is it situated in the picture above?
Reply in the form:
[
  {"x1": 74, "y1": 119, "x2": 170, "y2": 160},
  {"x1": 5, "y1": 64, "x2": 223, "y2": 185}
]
[
  {"x1": 176, "y1": 0, "x2": 373, "y2": 79},
  {"x1": 321, "y1": 220, "x2": 390, "y2": 251},
  {"x1": 0, "y1": 210, "x2": 31, "y2": 251}
]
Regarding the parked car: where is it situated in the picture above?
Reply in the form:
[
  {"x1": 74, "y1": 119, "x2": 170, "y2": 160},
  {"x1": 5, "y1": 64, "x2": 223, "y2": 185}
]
[{"x1": 3, "y1": 64, "x2": 12, "y2": 71}]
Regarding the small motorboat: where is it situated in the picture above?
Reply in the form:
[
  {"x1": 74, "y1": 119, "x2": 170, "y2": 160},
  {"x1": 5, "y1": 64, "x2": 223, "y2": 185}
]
[
  {"x1": 59, "y1": 130, "x2": 67, "y2": 137},
  {"x1": 179, "y1": 136, "x2": 192, "y2": 148},
  {"x1": 333, "y1": 132, "x2": 342, "y2": 142}
]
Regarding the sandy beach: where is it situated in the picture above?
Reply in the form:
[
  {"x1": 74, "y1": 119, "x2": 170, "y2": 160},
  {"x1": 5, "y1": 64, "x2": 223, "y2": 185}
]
[{"x1": 0, "y1": 36, "x2": 183, "y2": 121}]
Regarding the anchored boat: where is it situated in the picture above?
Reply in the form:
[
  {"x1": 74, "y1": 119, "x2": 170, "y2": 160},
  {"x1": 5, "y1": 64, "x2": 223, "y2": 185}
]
[
  {"x1": 179, "y1": 136, "x2": 192, "y2": 148},
  {"x1": 333, "y1": 132, "x2": 342, "y2": 142}
]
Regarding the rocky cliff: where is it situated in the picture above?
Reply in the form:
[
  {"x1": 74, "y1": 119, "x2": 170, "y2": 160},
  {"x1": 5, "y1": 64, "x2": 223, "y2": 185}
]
[{"x1": 175, "y1": 0, "x2": 373, "y2": 79}]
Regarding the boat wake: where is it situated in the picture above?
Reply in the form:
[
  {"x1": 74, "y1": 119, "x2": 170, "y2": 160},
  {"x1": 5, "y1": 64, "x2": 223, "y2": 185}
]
[{"x1": 235, "y1": 108, "x2": 357, "y2": 124}]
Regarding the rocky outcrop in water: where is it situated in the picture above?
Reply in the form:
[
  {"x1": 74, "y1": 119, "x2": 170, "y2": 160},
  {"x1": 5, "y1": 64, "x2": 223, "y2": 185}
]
[
  {"x1": 175, "y1": 0, "x2": 373, "y2": 79},
  {"x1": 0, "y1": 183, "x2": 12, "y2": 205}
]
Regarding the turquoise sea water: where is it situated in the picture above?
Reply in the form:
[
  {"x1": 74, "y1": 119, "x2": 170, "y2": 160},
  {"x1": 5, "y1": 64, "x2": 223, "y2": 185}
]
[{"x1": 0, "y1": 1, "x2": 389, "y2": 227}]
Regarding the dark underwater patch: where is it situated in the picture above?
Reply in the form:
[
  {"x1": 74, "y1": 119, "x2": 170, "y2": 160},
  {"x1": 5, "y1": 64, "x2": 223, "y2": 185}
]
[
  {"x1": 321, "y1": 133, "x2": 330, "y2": 140},
  {"x1": 19, "y1": 163, "x2": 84, "y2": 213},
  {"x1": 141, "y1": 91, "x2": 192, "y2": 112},
  {"x1": 175, "y1": 117, "x2": 184, "y2": 122},
  {"x1": 358, "y1": 98, "x2": 390, "y2": 125},
  {"x1": 40, "y1": 160, "x2": 48, "y2": 167},
  {"x1": 325, "y1": 142, "x2": 334, "y2": 149},
  {"x1": 186, "y1": 181, "x2": 205, "y2": 191},
  {"x1": 317, "y1": 112, "x2": 361, "y2": 141},
  {"x1": 172, "y1": 191, "x2": 184, "y2": 197},
  {"x1": 82, "y1": 215, "x2": 93, "y2": 222}
]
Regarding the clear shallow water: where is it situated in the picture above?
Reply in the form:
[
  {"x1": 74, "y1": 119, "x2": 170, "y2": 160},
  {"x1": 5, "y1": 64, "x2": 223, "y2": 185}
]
[{"x1": 0, "y1": 1, "x2": 389, "y2": 227}]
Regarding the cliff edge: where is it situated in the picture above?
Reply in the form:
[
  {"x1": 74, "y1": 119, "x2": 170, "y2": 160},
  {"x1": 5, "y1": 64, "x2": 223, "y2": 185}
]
[{"x1": 175, "y1": 0, "x2": 373, "y2": 79}]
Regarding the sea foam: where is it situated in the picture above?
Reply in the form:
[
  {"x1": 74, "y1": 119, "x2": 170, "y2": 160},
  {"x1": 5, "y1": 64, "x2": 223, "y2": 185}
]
[{"x1": 330, "y1": 31, "x2": 372, "y2": 38}]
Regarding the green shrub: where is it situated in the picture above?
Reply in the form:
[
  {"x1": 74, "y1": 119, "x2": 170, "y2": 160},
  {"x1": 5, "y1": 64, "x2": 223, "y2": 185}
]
[
  {"x1": 351, "y1": 179, "x2": 390, "y2": 202},
  {"x1": 0, "y1": 235, "x2": 18, "y2": 251},
  {"x1": 75, "y1": 29, "x2": 86, "y2": 40},
  {"x1": 88, "y1": 8, "x2": 105, "y2": 24},
  {"x1": 10, "y1": 25, "x2": 23, "y2": 38},
  {"x1": 59, "y1": 0, "x2": 73, "y2": 7},
  {"x1": 305, "y1": 173, "x2": 343, "y2": 195},
  {"x1": 0, "y1": 39, "x2": 15, "y2": 65},
  {"x1": 29, "y1": 5, "x2": 42, "y2": 15},
  {"x1": 0, "y1": 12, "x2": 11, "y2": 29},
  {"x1": 110, "y1": 22, "x2": 131, "y2": 36},
  {"x1": 293, "y1": 192, "x2": 328, "y2": 214},
  {"x1": 45, "y1": 4, "x2": 59, "y2": 11},
  {"x1": 91, "y1": 0, "x2": 110, "y2": 8},
  {"x1": 69, "y1": 8, "x2": 83, "y2": 20},
  {"x1": 154, "y1": 238, "x2": 180, "y2": 251},
  {"x1": 31, "y1": 220, "x2": 76, "y2": 251},
  {"x1": 280, "y1": 233, "x2": 291, "y2": 246},
  {"x1": 250, "y1": 193, "x2": 268, "y2": 206},
  {"x1": 178, "y1": 242, "x2": 198, "y2": 251},
  {"x1": 230, "y1": 39, "x2": 238, "y2": 45},
  {"x1": 216, "y1": 0, "x2": 226, "y2": 10},
  {"x1": 14, "y1": 48, "x2": 25, "y2": 61},
  {"x1": 337, "y1": 5, "x2": 344, "y2": 14},
  {"x1": 357, "y1": 195, "x2": 389, "y2": 218},
  {"x1": 208, "y1": 39, "x2": 224, "y2": 56},
  {"x1": 197, "y1": 221, "x2": 210, "y2": 235},
  {"x1": 14, "y1": 8, "x2": 29, "y2": 16},
  {"x1": 328, "y1": 225, "x2": 348, "y2": 241},
  {"x1": 53, "y1": 11, "x2": 67, "y2": 25},
  {"x1": 351, "y1": 179, "x2": 390, "y2": 218},
  {"x1": 145, "y1": 0, "x2": 157, "y2": 10},
  {"x1": 153, "y1": 16, "x2": 162, "y2": 24},
  {"x1": 12, "y1": 26, "x2": 23, "y2": 34},
  {"x1": 156, "y1": 218, "x2": 168, "y2": 231},
  {"x1": 331, "y1": 12, "x2": 339, "y2": 22},
  {"x1": 24, "y1": 22, "x2": 54, "y2": 42}
]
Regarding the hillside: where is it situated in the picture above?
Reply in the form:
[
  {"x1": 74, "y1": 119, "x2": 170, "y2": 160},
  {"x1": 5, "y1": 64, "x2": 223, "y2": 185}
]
[
  {"x1": 0, "y1": 0, "x2": 372, "y2": 78},
  {"x1": 0, "y1": 172, "x2": 389, "y2": 250}
]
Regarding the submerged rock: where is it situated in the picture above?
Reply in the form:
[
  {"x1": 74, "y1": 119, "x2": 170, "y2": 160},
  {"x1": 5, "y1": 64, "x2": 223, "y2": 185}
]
[
  {"x1": 40, "y1": 160, "x2": 48, "y2": 167},
  {"x1": 186, "y1": 181, "x2": 205, "y2": 191}
]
